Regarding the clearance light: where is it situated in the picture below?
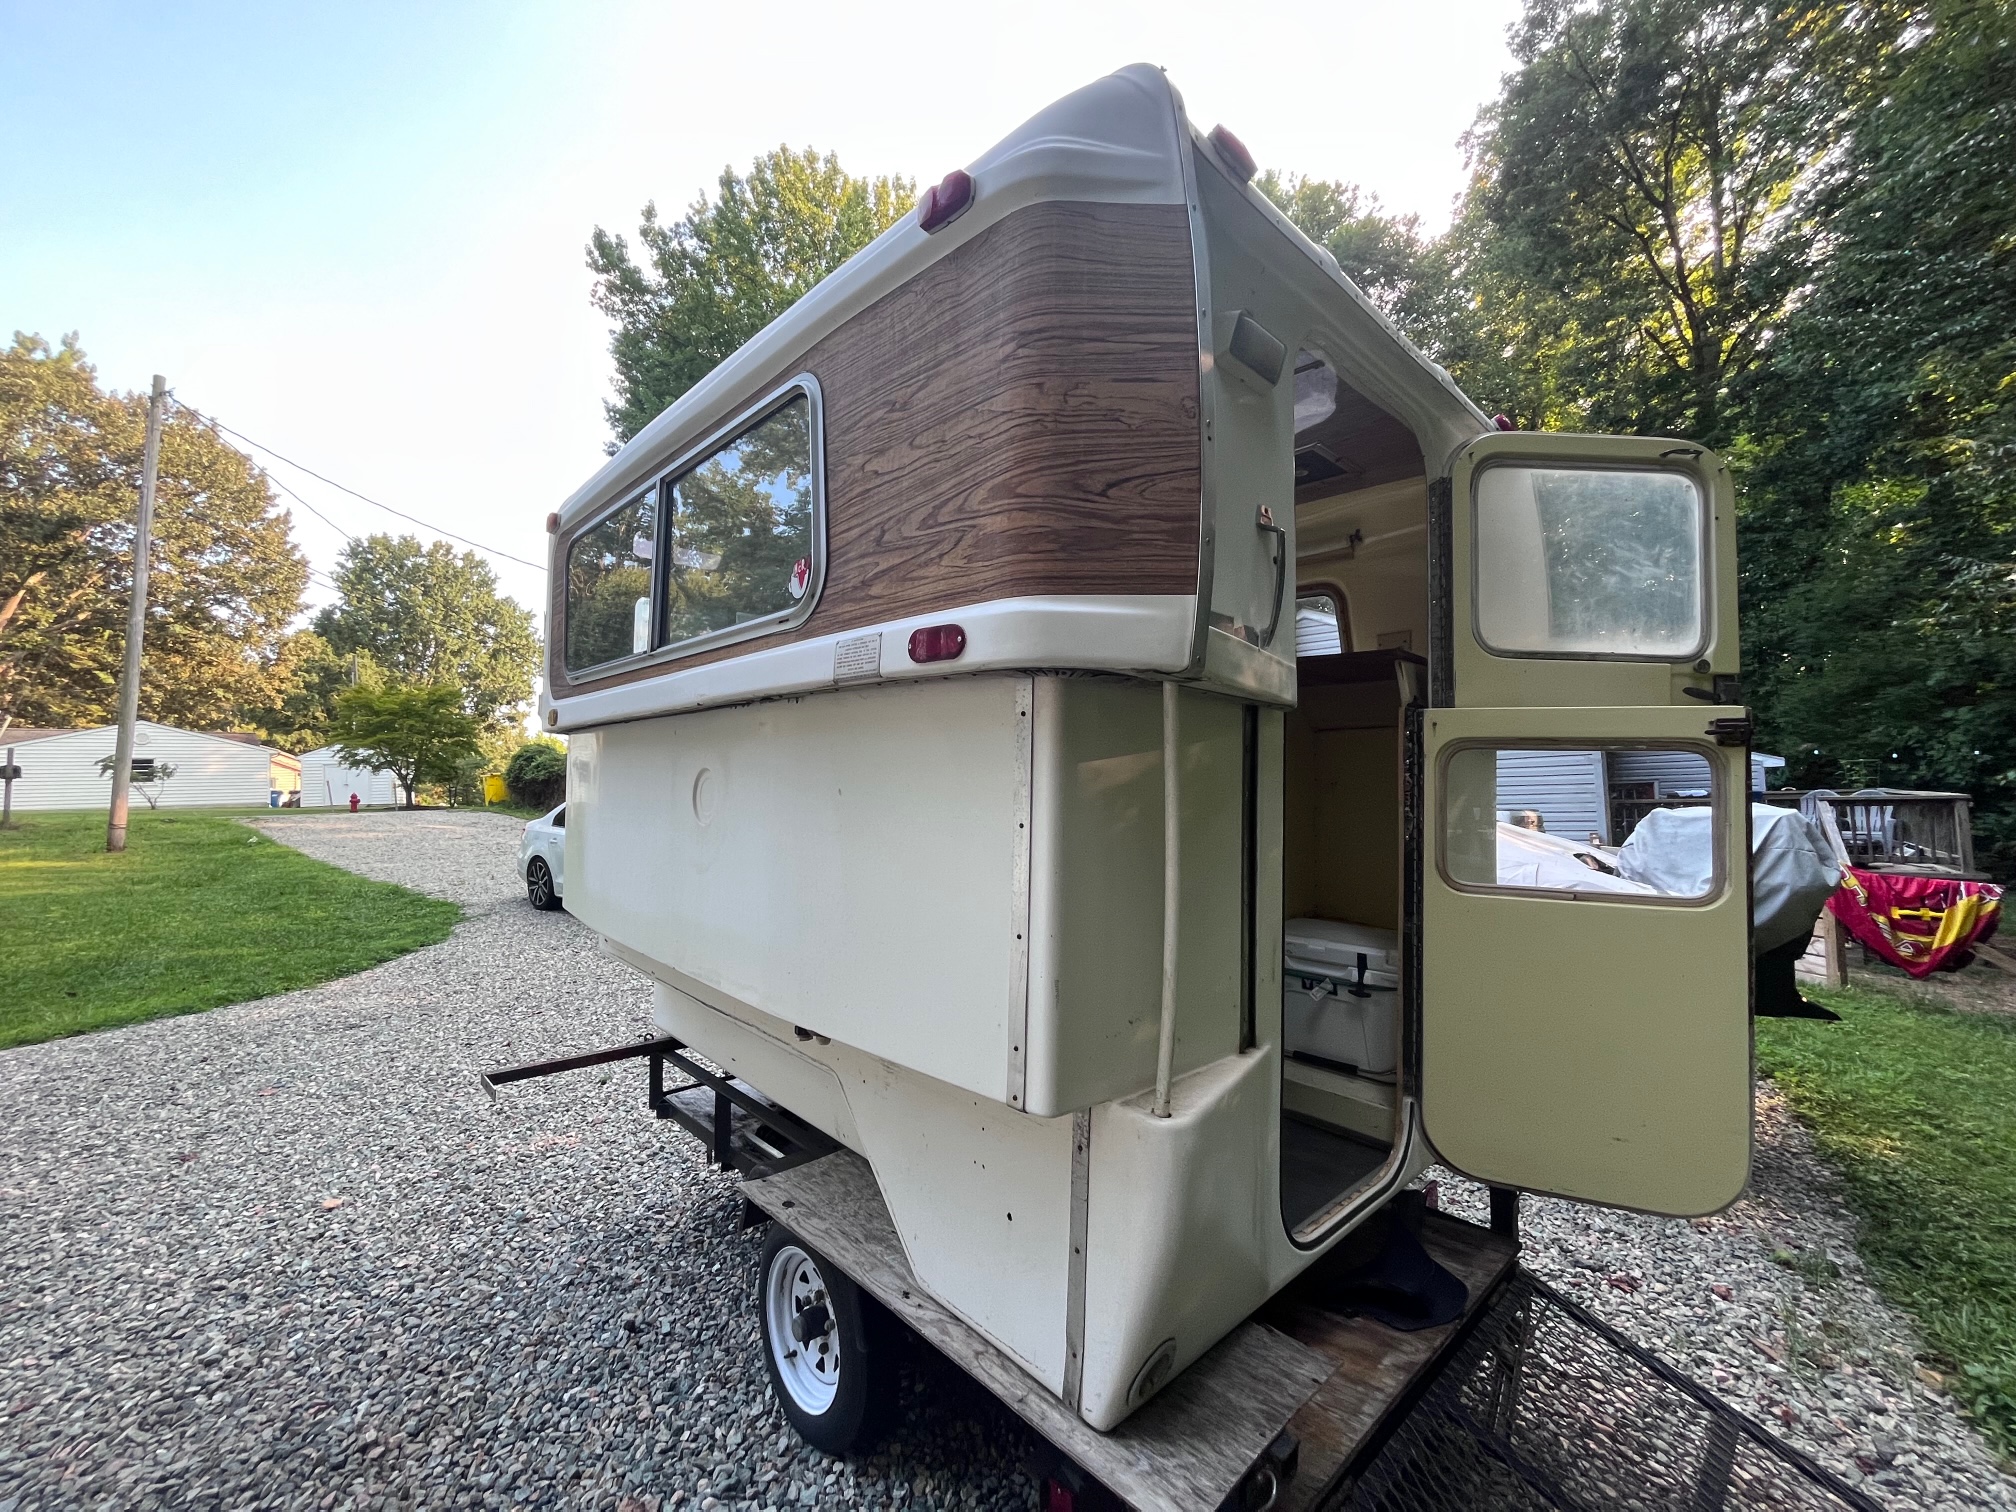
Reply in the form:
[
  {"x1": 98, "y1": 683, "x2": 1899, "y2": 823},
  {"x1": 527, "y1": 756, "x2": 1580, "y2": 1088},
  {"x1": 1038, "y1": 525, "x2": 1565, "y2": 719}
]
[
  {"x1": 918, "y1": 169, "x2": 974, "y2": 233},
  {"x1": 908, "y1": 624, "x2": 967, "y2": 663},
  {"x1": 546, "y1": 512, "x2": 561, "y2": 533},
  {"x1": 1208, "y1": 125, "x2": 1257, "y2": 183},
  {"x1": 1493, "y1": 414, "x2": 1516, "y2": 432}
]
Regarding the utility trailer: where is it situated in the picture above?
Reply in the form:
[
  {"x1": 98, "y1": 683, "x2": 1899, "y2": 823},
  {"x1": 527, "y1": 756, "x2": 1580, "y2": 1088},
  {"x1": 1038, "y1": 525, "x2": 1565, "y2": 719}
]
[
  {"x1": 509, "y1": 59, "x2": 1837, "y2": 1512},
  {"x1": 484, "y1": 1039, "x2": 1880, "y2": 1512}
]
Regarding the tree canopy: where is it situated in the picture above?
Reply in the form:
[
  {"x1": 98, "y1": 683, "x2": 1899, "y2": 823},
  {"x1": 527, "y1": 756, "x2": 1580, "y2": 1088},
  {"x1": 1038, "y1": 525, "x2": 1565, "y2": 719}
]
[
  {"x1": 1262, "y1": 0, "x2": 2015, "y2": 895},
  {"x1": 328, "y1": 682, "x2": 483, "y2": 810},
  {"x1": 0, "y1": 334, "x2": 308, "y2": 731},
  {"x1": 311, "y1": 534, "x2": 539, "y2": 731},
  {"x1": 587, "y1": 147, "x2": 914, "y2": 443}
]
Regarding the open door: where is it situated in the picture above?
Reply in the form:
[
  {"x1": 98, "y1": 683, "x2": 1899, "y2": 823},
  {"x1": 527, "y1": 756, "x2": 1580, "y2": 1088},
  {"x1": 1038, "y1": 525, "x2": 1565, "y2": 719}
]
[{"x1": 1419, "y1": 433, "x2": 1752, "y2": 1216}]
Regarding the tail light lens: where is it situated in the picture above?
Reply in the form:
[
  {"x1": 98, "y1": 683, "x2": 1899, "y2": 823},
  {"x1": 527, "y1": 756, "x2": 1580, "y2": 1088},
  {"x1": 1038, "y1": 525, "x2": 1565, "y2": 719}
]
[
  {"x1": 908, "y1": 624, "x2": 967, "y2": 663},
  {"x1": 1208, "y1": 124, "x2": 1257, "y2": 183},
  {"x1": 918, "y1": 169, "x2": 974, "y2": 233}
]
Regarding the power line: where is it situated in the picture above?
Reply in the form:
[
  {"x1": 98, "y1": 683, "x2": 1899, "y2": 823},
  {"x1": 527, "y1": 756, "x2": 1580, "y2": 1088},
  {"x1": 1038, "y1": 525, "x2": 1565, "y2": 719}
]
[
  {"x1": 171, "y1": 396, "x2": 547, "y2": 572},
  {"x1": 265, "y1": 471, "x2": 357, "y2": 545}
]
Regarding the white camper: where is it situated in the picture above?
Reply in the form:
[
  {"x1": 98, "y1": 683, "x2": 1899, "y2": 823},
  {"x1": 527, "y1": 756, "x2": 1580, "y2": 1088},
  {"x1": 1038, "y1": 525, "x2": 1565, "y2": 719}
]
[{"x1": 527, "y1": 65, "x2": 1754, "y2": 1508}]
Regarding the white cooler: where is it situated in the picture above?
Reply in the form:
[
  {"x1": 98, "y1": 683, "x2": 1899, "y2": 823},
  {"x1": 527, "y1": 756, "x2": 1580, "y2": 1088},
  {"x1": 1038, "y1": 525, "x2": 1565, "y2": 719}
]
[{"x1": 1282, "y1": 918, "x2": 1401, "y2": 1075}]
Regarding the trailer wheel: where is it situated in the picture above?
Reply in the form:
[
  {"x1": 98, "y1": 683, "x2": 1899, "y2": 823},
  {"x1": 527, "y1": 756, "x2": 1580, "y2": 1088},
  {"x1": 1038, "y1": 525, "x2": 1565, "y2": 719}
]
[{"x1": 758, "y1": 1223, "x2": 891, "y2": 1454}]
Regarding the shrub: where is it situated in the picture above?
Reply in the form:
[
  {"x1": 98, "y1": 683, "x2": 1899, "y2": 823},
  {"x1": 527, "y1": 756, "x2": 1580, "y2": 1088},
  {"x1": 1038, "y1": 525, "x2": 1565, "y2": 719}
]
[{"x1": 504, "y1": 739, "x2": 567, "y2": 811}]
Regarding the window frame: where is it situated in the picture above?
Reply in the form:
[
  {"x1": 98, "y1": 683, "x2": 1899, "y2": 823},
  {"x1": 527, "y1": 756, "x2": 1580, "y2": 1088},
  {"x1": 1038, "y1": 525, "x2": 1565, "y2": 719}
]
[
  {"x1": 1469, "y1": 459, "x2": 1712, "y2": 665},
  {"x1": 1433, "y1": 737, "x2": 1729, "y2": 908},
  {"x1": 560, "y1": 375, "x2": 827, "y2": 681}
]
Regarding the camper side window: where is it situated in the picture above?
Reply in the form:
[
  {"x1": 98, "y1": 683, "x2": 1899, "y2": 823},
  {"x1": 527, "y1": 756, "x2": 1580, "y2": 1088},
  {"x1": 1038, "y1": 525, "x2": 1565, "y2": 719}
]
[
  {"x1": 564, "y1": 487, "x2": 657, "y2": 673},
  {"x1": 1441, "y1": 745, "x2": 1722, "y2": 901},
  {"x1": 660, "y1": 395, "x2": 816, "y2": 651},
  {"x1": 1473, "y1": 465, "x2": 1706, "y2": 660}
]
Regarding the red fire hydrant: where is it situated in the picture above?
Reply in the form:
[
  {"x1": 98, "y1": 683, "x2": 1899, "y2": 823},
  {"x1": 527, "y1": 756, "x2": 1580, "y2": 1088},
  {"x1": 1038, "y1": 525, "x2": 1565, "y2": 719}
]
[{"x1": 348, "y1": 792, "x2": 361, "y2": 813}]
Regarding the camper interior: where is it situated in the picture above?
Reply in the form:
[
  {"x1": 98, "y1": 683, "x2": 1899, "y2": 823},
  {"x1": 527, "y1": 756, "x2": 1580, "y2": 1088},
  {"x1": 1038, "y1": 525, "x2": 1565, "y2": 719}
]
[{"x1": 1276, "y1": 348, "x2": 1428, "y2": 1237}]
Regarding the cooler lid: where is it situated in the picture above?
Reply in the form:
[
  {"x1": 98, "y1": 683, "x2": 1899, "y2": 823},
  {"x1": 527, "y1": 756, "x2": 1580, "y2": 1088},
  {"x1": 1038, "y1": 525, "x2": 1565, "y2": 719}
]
[{"x1": 1284, "y1": 917, "x2": 1401, "y2": 973}]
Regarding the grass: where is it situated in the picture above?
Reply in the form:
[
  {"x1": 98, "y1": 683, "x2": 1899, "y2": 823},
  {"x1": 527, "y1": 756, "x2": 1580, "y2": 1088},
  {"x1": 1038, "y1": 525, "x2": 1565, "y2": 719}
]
[
  {"x1": 0, "y1": 809, "x2": 460, "y2": 1049},
  {"x1": 1759, "y1": 983, "x2": 2016, "y2": 1457}
]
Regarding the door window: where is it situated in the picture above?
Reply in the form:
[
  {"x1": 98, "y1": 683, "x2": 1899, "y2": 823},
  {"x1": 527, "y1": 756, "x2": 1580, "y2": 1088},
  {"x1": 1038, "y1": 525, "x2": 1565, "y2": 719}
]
[
  {"x1": 1441, "y1": 745, "x2": 1721, "y2": 900},
  {"x1": 1473, "y1": 465, "x2": 1706, "y2": 660}
]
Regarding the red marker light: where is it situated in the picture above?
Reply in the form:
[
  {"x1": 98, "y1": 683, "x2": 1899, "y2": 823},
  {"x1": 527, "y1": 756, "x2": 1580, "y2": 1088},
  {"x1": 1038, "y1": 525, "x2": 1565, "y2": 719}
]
[
  {"x1": 546, "y1": 511, "x2": 561, "y2": 533},
  {"x1": 918, "y1": 169, "x2": 974, "y2": 233},
  {"x1": 1493, "y1": 413, "x2": 1516, "y2": 432},
  {"x1": 908, "y1": 624, "x2": 967, "y2": 663},
  {"x1": 1208, "y1": 125, "x2": 1257, "y2": 183}
]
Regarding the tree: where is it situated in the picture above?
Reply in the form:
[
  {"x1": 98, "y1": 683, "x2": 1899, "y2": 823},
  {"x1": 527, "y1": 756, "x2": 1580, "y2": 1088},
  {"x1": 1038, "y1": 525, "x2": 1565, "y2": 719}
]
[
  {"x1": 588, "y1": 148, "x2": 914, "y2": 443},
  {"x1": 1458, "y1": 0, "x2": 1894, "y2": 443},
  {"x1": 236, "y1": 630, "x2": 385, "y2": 753},
  {"x1": 1738, "y1": 0, "x2": 2016, "y2": 873},
  {"x1": 95, "y1": 753, "x2": 177, "y2": 810},
  {"x1": 1256, "y1": 174, "x2": 1434, "y2": 319},
  {"x1": 327, "y1": 682, "x2": 482, "y2": 810},
  {"x1": 504, "y1": 736, "x2": 567, "y2": 811},
  {"x1": 312, "y1": 535, "x2": 539, "y2": 730},
  {"x1": 0, "y1": 334, "x2": 308, "y2": 729}
]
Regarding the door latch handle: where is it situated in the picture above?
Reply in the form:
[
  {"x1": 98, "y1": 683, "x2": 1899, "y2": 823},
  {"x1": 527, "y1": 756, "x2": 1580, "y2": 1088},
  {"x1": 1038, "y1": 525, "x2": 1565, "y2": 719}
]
[
  {"x1": 1683, "y1": 674, "x2": 1744, "y2": 703},
  {"x1": 1706, "y1": 716, "x2": 1753, "y2": 747},
  {"x1": 1257, "y1": 504, "x2": 1287, "y2": 649}
]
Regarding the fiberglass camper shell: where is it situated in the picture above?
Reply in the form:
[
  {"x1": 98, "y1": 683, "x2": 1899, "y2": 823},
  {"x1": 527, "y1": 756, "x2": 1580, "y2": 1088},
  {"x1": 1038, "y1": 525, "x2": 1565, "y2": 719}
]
[{"x1": 538, "y1": 63, "x2": 1753, "y2": 1494}]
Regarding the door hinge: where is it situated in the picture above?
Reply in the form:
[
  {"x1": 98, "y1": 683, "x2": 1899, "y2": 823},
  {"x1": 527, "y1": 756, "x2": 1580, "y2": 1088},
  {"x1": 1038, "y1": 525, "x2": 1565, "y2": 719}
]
[{"x1": 1707, "y1": 716, "x2": 1753, "y2": 747}]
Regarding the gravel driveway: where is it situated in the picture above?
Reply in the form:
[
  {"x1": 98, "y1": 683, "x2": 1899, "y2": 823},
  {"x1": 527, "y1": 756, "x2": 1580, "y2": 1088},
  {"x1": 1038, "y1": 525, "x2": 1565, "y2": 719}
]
[
  {"x1": 0, "y1": 811, "x2": 1045, "y2": 1512},
  {"x1": 2, "y1": 810, "x2": 2010, "y2": 1511}
]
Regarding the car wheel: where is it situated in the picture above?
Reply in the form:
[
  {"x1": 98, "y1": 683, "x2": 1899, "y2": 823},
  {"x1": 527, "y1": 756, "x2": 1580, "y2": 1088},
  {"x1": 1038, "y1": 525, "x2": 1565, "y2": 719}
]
[
  {"x1": 757, "y1": 1224, "x2": 894, "y2": 1455},
  {"x1": 526, "y1": 857, "x2": 562, "y2": 911}
]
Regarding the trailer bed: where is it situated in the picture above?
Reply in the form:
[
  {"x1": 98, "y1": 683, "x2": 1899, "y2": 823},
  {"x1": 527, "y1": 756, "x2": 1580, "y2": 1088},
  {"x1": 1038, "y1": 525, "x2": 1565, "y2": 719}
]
[{"x1": 742, "y1": 1150, "x2": 1516, "y2": 1512}]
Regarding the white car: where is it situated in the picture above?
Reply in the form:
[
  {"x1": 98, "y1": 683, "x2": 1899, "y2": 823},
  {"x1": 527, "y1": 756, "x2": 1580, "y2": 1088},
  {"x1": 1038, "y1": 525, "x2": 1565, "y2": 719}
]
[{"x1": 517, "y1": 804, "x2": 565, "y2": 910}]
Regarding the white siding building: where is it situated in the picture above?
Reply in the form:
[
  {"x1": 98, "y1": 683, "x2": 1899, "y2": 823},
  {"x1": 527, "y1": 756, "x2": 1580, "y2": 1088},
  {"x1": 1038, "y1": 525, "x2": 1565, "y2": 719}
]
[
  {"x1": 2, "y1": 722, "x2": 294, "y2": 811},
  {"x1": 1497, "y1": 749, "x2": 1788, "y2": 844},
  {"x1": 296, "y1": 746, "x2": 405, "y2": 808}
]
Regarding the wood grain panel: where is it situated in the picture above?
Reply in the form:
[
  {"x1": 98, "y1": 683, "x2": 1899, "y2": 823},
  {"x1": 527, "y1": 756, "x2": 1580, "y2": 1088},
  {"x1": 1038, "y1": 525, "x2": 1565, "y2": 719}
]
[{"x1": 551, "y1": 200, "x2": 1201, "y2": 696}]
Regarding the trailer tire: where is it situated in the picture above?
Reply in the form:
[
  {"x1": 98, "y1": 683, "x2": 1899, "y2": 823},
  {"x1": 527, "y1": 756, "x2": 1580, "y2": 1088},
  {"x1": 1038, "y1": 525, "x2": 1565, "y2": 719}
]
[{"x1": 758, "y1": 1223, "x2": 892, "y2": 1455}]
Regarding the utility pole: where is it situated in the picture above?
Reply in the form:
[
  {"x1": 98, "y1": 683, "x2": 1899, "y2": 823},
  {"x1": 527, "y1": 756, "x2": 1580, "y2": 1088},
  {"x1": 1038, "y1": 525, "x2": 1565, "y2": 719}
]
[{"x1": 106, "y1": 374, "x2": 166, "y2": 854}]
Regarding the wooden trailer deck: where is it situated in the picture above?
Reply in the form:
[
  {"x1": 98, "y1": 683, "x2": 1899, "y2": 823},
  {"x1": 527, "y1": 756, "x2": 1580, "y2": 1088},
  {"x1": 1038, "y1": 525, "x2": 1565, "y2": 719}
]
[{"x1": 742, "y1": 1150, "x2": 1517, "y2": 1512}]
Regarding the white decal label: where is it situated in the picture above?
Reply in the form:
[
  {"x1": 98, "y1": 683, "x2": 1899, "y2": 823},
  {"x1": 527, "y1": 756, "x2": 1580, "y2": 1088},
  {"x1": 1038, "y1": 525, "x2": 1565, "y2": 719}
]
[{"x1": 833, "y1": 635, "x2": 881, "y2": 683}]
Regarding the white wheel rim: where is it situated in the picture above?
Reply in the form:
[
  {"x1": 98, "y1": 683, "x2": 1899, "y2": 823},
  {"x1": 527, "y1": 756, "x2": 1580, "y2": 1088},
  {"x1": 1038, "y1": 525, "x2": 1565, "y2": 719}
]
[{"x1": 766, "y1": 1244, "x2": 840, "y2": 1414}]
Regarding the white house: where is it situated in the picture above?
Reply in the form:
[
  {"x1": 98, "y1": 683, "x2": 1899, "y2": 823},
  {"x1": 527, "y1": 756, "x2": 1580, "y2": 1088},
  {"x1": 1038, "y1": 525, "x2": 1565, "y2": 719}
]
[
  {"x1": 0, "y1": 721, "x2": 296, "y2": 811},
  {"x1": 296, "y1": 746, "x2": 405, "y2": 808}
]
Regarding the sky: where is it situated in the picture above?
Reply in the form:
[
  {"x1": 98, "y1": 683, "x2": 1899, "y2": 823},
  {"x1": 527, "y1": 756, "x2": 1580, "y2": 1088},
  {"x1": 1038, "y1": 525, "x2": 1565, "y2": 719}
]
[{"x1": 2, "y1": 0, "x2": 1523, "y2": 628}]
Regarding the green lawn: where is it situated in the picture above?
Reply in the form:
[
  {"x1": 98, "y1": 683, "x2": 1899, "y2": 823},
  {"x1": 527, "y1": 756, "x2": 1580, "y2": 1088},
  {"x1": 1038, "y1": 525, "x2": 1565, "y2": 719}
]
[
  {"x1": 0, "y1": 809, "x2": 460, "y2": 1049},
  {"x1": 1760, "y1": 984, "x2": 2016, "y2": 1457}
]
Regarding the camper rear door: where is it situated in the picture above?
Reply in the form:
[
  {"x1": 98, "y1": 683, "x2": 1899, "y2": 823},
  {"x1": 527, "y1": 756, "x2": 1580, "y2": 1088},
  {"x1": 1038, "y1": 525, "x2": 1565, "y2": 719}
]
[{"x1": 1418, "y1": 434, "x2": 1752, "y2": 1217}]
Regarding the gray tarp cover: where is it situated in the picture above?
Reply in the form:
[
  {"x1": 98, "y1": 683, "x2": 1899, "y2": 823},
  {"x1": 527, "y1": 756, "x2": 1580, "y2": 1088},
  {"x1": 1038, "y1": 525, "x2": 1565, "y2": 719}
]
[{"x1": 1617, "y1": 804, "x2": 1841, "y2": 953}]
